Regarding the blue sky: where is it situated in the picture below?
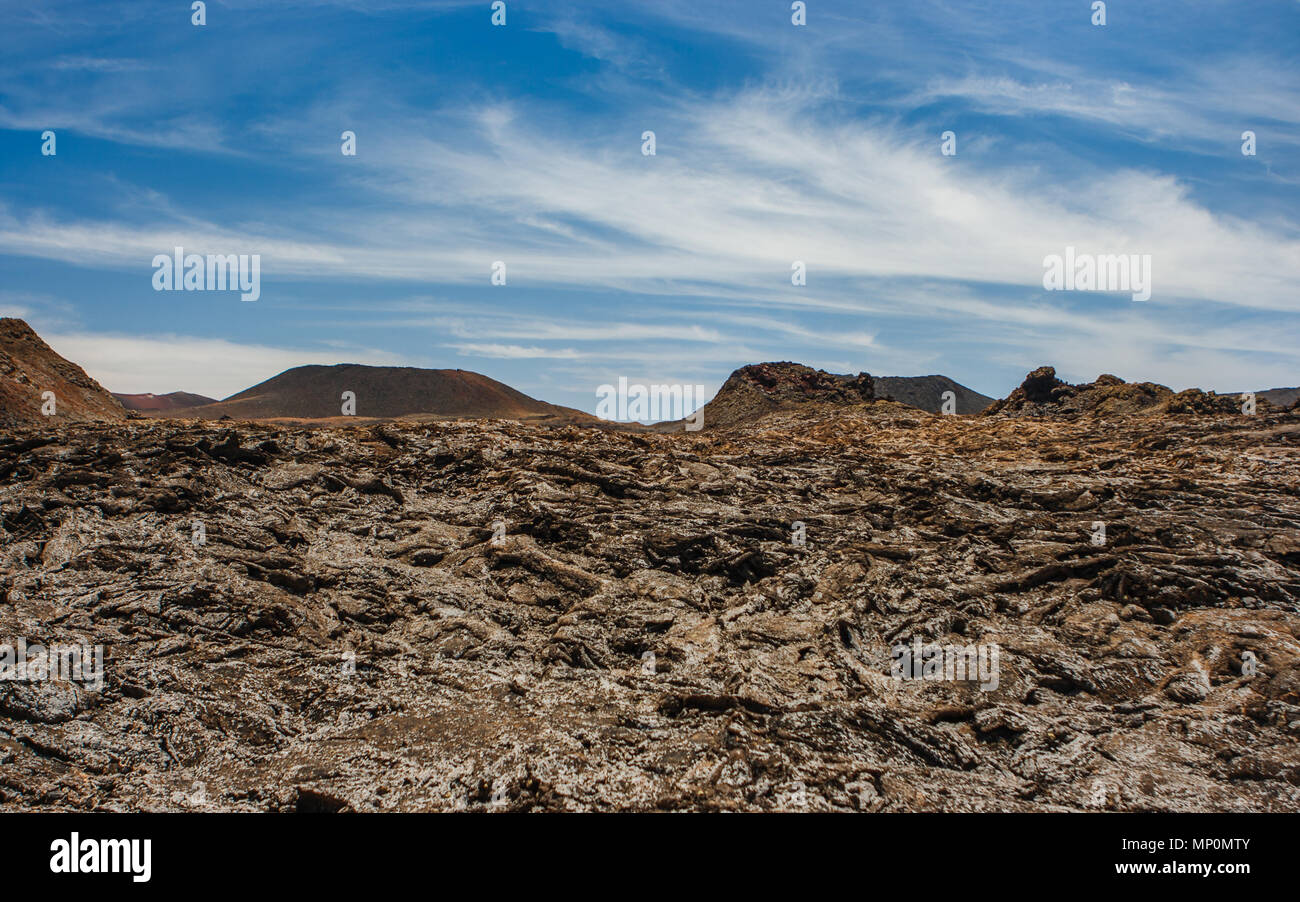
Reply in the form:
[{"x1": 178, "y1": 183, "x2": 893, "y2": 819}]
[{"x1": 1, "y1": 0, "x2": 1298, "y2": 409}]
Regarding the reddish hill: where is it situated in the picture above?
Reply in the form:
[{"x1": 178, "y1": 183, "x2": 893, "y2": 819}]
[
  {"x1": 170, "y1": 363, "x2": 566, "y2": 421},
  {"x1": 114, "y1": 391, "x2": 217, "y2": 412},
  {"x1": 0, "y1": 318, "x2": 126, "y2": 428}
]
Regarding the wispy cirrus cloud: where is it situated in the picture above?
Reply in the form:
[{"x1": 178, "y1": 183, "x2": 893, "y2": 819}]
[{"x1": 5, "y1": 94, "x2": 1297, "y2": 309}]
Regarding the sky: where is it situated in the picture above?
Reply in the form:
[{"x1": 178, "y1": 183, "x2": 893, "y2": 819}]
[{"x1": 1, "y1": 0, "x2": 1298, "y2": 412}]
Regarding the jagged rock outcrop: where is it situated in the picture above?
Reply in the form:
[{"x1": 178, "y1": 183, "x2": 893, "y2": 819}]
[
  {"x1": 688, "y1": 364, "x2": 993, "y2": 429},
  {"x1": 696, "y1": 362, "x2": 877, "y2": 428},
  {"x1": 985, "y1": 366, "x2": 1245, "y2": 417}
]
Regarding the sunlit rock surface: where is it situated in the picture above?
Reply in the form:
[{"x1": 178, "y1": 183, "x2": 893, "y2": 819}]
[{"x1": 2, "y1": 405, "x2": 1298, "y2": 811}]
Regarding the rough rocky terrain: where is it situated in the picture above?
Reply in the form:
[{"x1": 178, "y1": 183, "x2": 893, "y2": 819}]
[{"x1": 2, "y1": 400, "x2": 1298, "y2": 812}]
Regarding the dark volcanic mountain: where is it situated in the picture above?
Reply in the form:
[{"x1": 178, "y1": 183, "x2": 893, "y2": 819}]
[
  {"x1": 0, "y1": 317, "x2": 125, "y2": 428},
  {"x1": 1256, "y1": 387, "x2": 1300, "y2": 409},
  {"x1": 874, "y1": 375, "x2": 994, "y2": 414},
  {"x1": 171, "y1": 363, "x2": 567, "y2": 421},
  {"x1": 114, "y1": 391, "x2": 218, "y2": 412}
]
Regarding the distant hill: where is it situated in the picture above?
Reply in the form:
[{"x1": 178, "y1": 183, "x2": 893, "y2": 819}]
[
  {"x1": 1256, "y1": 387, "x2": 1300, "y2": 409},
  {"x1": 114, "y1": 391, "x2": 217, "y2": 412},
  {"x1": 0, "y1": 318, "x2": 126, "y2": 428},
  {"x1": 874, "y1": 375, "x2": 994, "y2": 414},
  {"x1": 169, "y1": 363, "x2": 568, "y2": 421}
]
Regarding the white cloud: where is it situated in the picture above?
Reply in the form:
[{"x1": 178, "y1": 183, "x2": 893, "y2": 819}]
[{"x1": 42, "y1": 332, "x2": 410, "y2": 399}]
